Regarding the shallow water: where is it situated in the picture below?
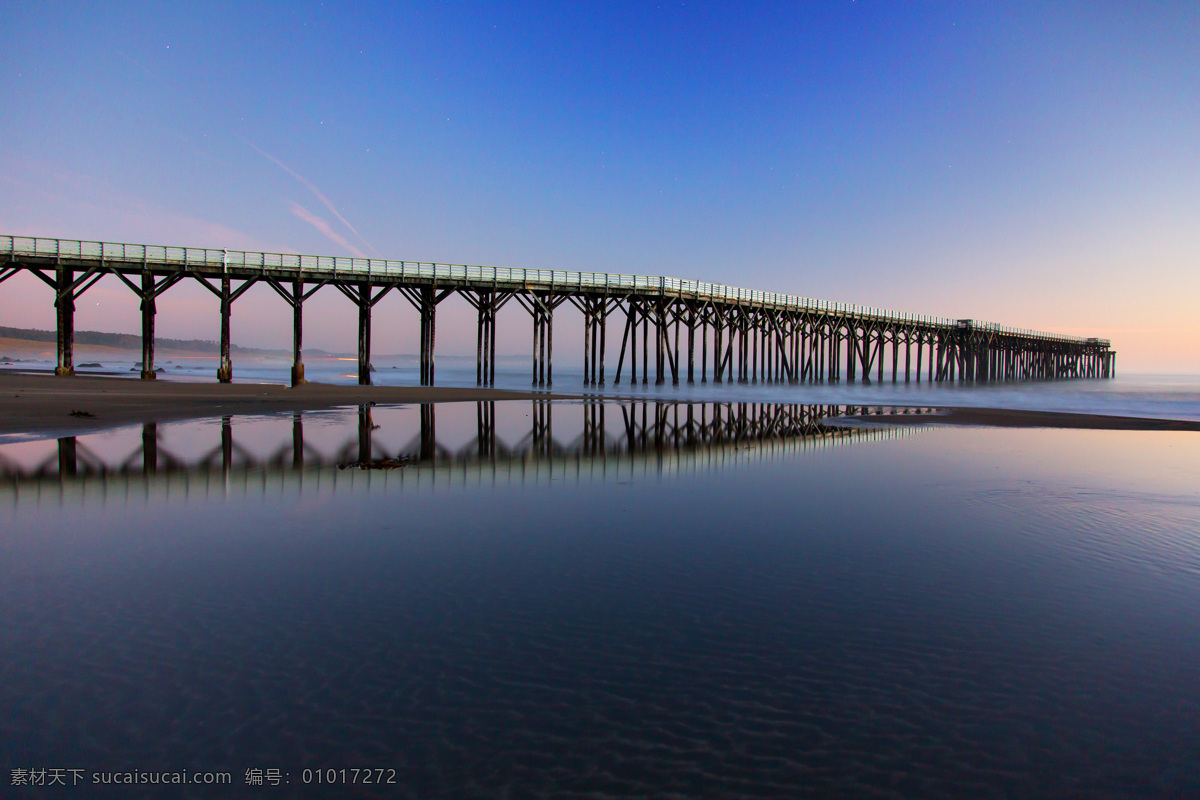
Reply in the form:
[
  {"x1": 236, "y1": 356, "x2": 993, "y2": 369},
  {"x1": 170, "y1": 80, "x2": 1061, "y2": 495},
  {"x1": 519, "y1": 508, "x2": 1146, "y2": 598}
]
[
  {"x1": 2, "y1": 401, "x2": 1199, "y2": 798},
  {"x1": 5, "y1": 355, "x2": 1200, "y2": 421}
]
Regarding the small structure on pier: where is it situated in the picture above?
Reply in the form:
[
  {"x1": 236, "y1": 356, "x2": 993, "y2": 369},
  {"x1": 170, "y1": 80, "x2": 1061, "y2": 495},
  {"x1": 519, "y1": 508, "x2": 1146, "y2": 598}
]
[{"x1": 0, "y1": 235, "x2": 1115, "y2": 386}]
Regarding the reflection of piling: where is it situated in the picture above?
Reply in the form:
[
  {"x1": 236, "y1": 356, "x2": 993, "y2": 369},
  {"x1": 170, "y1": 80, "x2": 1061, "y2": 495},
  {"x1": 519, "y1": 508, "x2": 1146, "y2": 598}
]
[
  {"x1": 292, "y1": 413, "x2": 304, "y2": 468},
  {"x1": 221, "y1": 416, "x2": 233, "y2": 476},
  {"x1": 5, "y1": 402, "x2": 935, "y2": 506},
  {"x1": 582, "y1": 401, "x2": 606, "y2": 456},
  {"x1": 358, "y1": 405, "x2": 373, "y2": 462},
  {"x1": 420, "y1": 404, "x2": 436, "y2": 463},
  {"x1": 143, "y1": 422, "x2": 157, "y2": 474},
  {"x1": 58, "y1": 437, "x2": 77, "y2": 478},
  {"x1": 529, "y1": 400, "x2": 556, "y2": 457},
  {"x1": 477, "y1": 401, "x2": 495, "y2": 458}
]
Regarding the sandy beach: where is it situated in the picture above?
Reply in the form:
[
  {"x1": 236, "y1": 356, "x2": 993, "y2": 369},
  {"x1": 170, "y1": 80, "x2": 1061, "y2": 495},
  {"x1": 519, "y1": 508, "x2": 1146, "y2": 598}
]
[{"x1": 0, "y1": 372, "x2": 577, "y2": 437}]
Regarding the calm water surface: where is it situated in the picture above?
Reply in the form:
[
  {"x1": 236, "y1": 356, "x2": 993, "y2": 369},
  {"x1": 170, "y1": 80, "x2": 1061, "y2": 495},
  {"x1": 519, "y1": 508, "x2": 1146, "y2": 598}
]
[
  {"x1": 6, "y1": 356, "x2": 1200, "y2": 421},
  {"x1": 2, "y1": 401, "x2": 1199, "y2": 798}
]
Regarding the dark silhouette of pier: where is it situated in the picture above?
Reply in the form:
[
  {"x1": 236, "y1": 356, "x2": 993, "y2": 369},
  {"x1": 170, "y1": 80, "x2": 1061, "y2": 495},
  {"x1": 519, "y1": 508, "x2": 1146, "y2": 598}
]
[
  {"x1": 1, "y1": 236, "x2": 1115, "y2": 387},
  {"x1": 0, "y1": 401, "x2": 924, "y2": 505}
]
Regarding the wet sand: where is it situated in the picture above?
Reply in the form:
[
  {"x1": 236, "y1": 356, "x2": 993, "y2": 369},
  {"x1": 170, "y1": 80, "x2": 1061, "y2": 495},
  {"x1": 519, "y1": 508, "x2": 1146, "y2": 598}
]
[
  {"x1": 844, "y1": 406, "x2": 1200, "y2": 431},
  {"x1": 0, "y1": 372, "x2": 576, "y2": 437},
  {"x1": 4, "y1": 372, "x2": 1198, "y2": 438}
]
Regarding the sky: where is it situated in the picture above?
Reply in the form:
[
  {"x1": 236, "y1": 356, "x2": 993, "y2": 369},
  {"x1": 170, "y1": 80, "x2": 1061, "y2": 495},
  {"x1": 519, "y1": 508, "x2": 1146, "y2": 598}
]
[{"x1": 1, "y1": 1, "x2": 1197, "y2": 371}]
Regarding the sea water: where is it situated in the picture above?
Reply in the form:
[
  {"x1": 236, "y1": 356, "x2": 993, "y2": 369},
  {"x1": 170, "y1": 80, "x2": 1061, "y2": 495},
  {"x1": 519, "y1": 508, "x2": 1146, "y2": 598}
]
[
  {"x1": 1, "y1": 401, "x2": 1198, "y2": 798},
  {"x1": 4, "y1": 352, "x2": 1200, "y2": 421}
]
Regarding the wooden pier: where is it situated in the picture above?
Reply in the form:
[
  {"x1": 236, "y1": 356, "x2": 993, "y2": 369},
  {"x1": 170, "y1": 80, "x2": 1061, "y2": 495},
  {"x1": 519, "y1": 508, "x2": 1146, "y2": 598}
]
[{"x1": 1, "y1": 236, "x2": 1115, "y2": 386}]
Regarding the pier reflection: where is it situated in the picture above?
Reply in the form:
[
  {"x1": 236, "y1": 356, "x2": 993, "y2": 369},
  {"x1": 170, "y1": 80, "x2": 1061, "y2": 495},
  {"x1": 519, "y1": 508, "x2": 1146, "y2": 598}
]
[{"x1": 1, "y1": 401, "x2": 931, "y2": 505}]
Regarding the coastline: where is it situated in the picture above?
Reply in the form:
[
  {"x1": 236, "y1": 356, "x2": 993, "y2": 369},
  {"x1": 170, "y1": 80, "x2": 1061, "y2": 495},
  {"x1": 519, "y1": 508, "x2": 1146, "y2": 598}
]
[
  {"x1": 840, "y1": 406, "x2": 1200, "y2": 431},
  {"x1": 0, "y1": 372, "x2": 578, "y2": 437},
  {"x1": 3, "y1": 372, "x2": 1198, "y2": 438}
]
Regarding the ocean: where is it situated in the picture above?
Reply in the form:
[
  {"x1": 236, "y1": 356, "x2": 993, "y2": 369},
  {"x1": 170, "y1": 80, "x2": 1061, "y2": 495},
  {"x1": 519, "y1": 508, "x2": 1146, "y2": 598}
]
[
  {"x1": 2, "y1": 382, "x2": 1199, "y2": 797},
  {"x1": 4, "y1": 351, "x2": 1200, "y2": 421}
]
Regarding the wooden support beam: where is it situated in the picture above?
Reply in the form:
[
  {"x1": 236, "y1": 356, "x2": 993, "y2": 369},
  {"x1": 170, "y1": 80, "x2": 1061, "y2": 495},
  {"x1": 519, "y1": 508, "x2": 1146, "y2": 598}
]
[
  {"x1": 488, "y1": 295, "x2": 496, "y2": 387},
  {"x1": 642, "y1": 306, "x2": 649, "y2": 385},
  {"x1": 140, "y1": 272, "x2": 156, "y2": 380},
  {"x1": 421, "y1": 286, "x2": 437, "y2": 386},
  {"x1": 582, "y1": 296, "x2": 592, "y2": 386},
  {"x1": 547, "y1": 295, "x2": 554, "y2": 387},
  {"x1": 55, "y1": 264, "x2": 74, "y2": 376},
  {"x1": 912, "y1": 333, "x2": 921, "y2": 383},
  {"x1": 905, "y1": 332, "x2": 912, "y2": 383},
  {"x1": 687, "y1": 303, "x2": 695, "y2": 384},
  {"x1": 738, "y1": 312, "x2": 748, "y2": 383},
  {"x1": 291, "y1": 279, "x2": 306, "y2": 386},
  {"x1": 876, "y1": 328, "x2": 884, "y2": 383},
  {"x1": 534, "y1": 298, "x2": 543, "y2": 386},
  {"x1": 672, "y1": 301, "x2": 680, "y2": 385},
  {"x1": 846, "y1": 323, "x2": 856, "y2": 383},
  {"x1": 598, "y1": 298, "x2": 609, "y2": 386},
  {"x1": 750, "y1": 312, "x2": 759, "y2": 383},
  {"x1": 614, "y1": 302, "x2": 631, "y2": 385},
  {"x1": 630, "y1": 299, "x2": 639, "y2": 385},
  {"x1": 217, "y1": 277, "x2": 233, "y2": 383},
  {"x1": 357, "y1": 283, "x2": 372, "y2": 385},
  {"x1": 713, "y1": 308, "x2": 724, "y2": 382},
  {"x1": 892, "y1": 328, "x2": 899, "y2": 383},
  {"x1": 476, "y1": 291, "x2": 488, "y2": 387}
]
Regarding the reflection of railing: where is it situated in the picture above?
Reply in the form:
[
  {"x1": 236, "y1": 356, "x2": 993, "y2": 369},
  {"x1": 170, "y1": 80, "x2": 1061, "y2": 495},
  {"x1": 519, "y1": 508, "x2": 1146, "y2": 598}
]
[{"x1": 0, "y1": 401, "x2": 929, "y2": 505}]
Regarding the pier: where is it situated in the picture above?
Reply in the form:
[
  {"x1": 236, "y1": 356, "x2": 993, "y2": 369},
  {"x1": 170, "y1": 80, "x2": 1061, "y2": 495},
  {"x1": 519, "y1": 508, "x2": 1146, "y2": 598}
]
[{"x1": 1, "y1": 236, "x2": 1115, "y2": 386}]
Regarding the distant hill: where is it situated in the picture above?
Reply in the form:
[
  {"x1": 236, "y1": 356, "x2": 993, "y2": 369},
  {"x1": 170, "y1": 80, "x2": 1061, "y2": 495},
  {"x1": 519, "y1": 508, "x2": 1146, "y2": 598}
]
[
  {"x1": 0, "y1": 326, "x2": 298, "y2": 356},
  {"x1": 0, "y1": 326, "x2": 528, "y2": 361}
]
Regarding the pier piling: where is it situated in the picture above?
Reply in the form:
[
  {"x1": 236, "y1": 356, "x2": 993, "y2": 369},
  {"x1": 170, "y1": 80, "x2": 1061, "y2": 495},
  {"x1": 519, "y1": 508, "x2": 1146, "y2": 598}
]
[{"x1": 3, "y1": 235, "x2": 1115, "y2": 390}]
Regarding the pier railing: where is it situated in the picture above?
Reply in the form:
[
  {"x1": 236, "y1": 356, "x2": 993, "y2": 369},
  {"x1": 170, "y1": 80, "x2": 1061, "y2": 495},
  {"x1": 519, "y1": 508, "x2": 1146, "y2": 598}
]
[{"x1": 1, "y1": 235, "x2": 1104, "y2": 346}]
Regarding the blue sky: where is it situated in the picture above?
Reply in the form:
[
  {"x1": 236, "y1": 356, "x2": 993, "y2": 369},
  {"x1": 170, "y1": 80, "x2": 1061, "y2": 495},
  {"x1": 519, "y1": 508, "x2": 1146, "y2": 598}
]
[{"x1": 2, "y1": 1, "x2": 1197, "y2": 369}]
